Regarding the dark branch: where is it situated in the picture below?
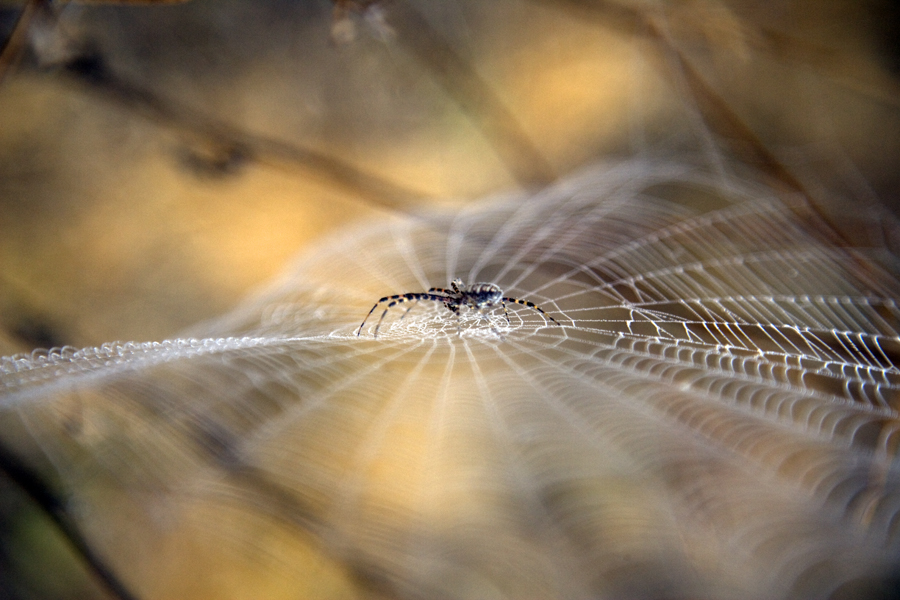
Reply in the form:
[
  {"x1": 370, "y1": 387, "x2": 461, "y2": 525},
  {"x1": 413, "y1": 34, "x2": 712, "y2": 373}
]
[{"x1": 0, "y1": 437, "x2": 142, "y2": 600}]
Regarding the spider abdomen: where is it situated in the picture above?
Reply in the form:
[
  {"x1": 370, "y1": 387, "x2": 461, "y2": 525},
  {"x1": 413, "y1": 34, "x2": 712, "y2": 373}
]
[{"x1": 463, "y1": 283, "x2": 503, "y2": 308}]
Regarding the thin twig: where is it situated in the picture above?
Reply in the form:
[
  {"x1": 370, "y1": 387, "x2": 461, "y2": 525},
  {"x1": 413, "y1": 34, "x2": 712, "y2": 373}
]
[
  {"x1": 387, "y1": 0, "x2": 558, "y2": 188},
  {"x1": 56, "y1": 50, "x2": 429, "y2": 213},
  {"x1": 0, "y1": 0, "x2": 47, "y2": 85},
  {"x1": 0, "y1": 436, "x2": 142, "y2": 600}
]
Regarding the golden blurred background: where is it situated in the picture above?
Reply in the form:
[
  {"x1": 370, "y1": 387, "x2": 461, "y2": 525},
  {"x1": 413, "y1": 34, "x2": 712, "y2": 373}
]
[
  {"x1": 1, "y1": 0, "x2": 900, "y2": 598},
  {"x1": 1, "y1": 0, "x2": 897, "y2": 353}
]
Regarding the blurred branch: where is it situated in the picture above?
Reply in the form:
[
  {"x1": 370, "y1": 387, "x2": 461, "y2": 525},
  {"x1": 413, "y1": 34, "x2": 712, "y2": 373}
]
[
  {"x1": 756, "y1": 25, "x2": 900, "y2": 109},
  {"x1": 0, "y1": 436, "x2": 141, "y2": 600},
  {"x1": 4, "y1": 1, "x2": 430, "y2": 213},
  {"x1": 533, "y1": 0, "x2": 900, "y2": 108},
  {"x1": 385, "y1": 0, "x2": 558, "y2": 188},
  {"x1": 0, "y1": 0, "x2": 44, "y2": 85},
  {"x1": 56, "y1": 50, "x2": 429, "y2": 213},
  {"x1": 529, "y1": 0, "x2": 864, "y2": 250}
]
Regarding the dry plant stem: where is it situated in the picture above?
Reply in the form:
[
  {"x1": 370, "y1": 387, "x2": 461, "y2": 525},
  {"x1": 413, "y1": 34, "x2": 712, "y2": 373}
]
[
  {"x1": 0, "y1": 0, "x2": 45, "y2": 85},
  {"x1": 56, "y1": 53, "x2": 428, "y2": 215},
  {"x1": 2, "y1": 1, "x2": 428, "y2": 213},
  {"x1": 389, "y1": 0, "x2": 558, "y2": 188},
  {"x1": 642, "y1": 18, "x2": 853, "y2": 245},
  {"x1": 0, "y1": 436, "x2": 142, "y2": 600},
  {"x1": 534, "y1": 0, "x2": 878, "y2": 250}
]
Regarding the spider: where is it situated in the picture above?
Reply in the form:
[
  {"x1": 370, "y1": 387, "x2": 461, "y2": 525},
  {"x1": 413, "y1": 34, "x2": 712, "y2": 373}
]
[{"x1": 356, "y1": 278, "x2": 559, "y2": 338}]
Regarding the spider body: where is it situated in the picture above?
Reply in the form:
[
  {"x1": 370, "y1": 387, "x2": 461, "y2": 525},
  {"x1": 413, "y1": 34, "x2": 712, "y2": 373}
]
[
  {"x1": 441, "y1": 281, "x2": 502, "y2": 314},
  {"x1": 357, "y1": 278, "x2": 559, "y2": 337}
]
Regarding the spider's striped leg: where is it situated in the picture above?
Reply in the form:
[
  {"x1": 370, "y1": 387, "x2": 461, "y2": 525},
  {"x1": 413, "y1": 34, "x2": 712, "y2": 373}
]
[
  {"x1": 373, "y1": 294, "x2": 417, "y2": 338},
  {"x1": 358, "y1": 293, "x2": 415, "y2": 336},
  {"x1": 370, "y1": 293, "x2": 452, "y2": 338},
  {"x1": 357, "y1": 294, "x2": 400, "y2": 336},
  {"x1": 399, "y1": 300, "x2": 420, "y2": 321},
  {"x1": 428, "y1": 287, "x2": 453, "y2": 295},
  {"x1": 397, "y1": 291, "x2": 452, "y2": 321},
  {"x1": 442, "y1": 302, "x2": 461, "y2": 335},
  {"x1": 502, "y1": 297, "x2": 560, "y2": 326},
  {"x1": 373, "y1": 307, "x2": 391, "y2": 338},
  {"x1": 500, "y1": 300, "x2": 511, "y2": 325}
]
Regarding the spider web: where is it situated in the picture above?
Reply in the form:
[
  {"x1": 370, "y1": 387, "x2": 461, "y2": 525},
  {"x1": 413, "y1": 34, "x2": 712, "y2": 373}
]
[{"x1": 3, "y1": 156, "x2": 900, "y2": 599}]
